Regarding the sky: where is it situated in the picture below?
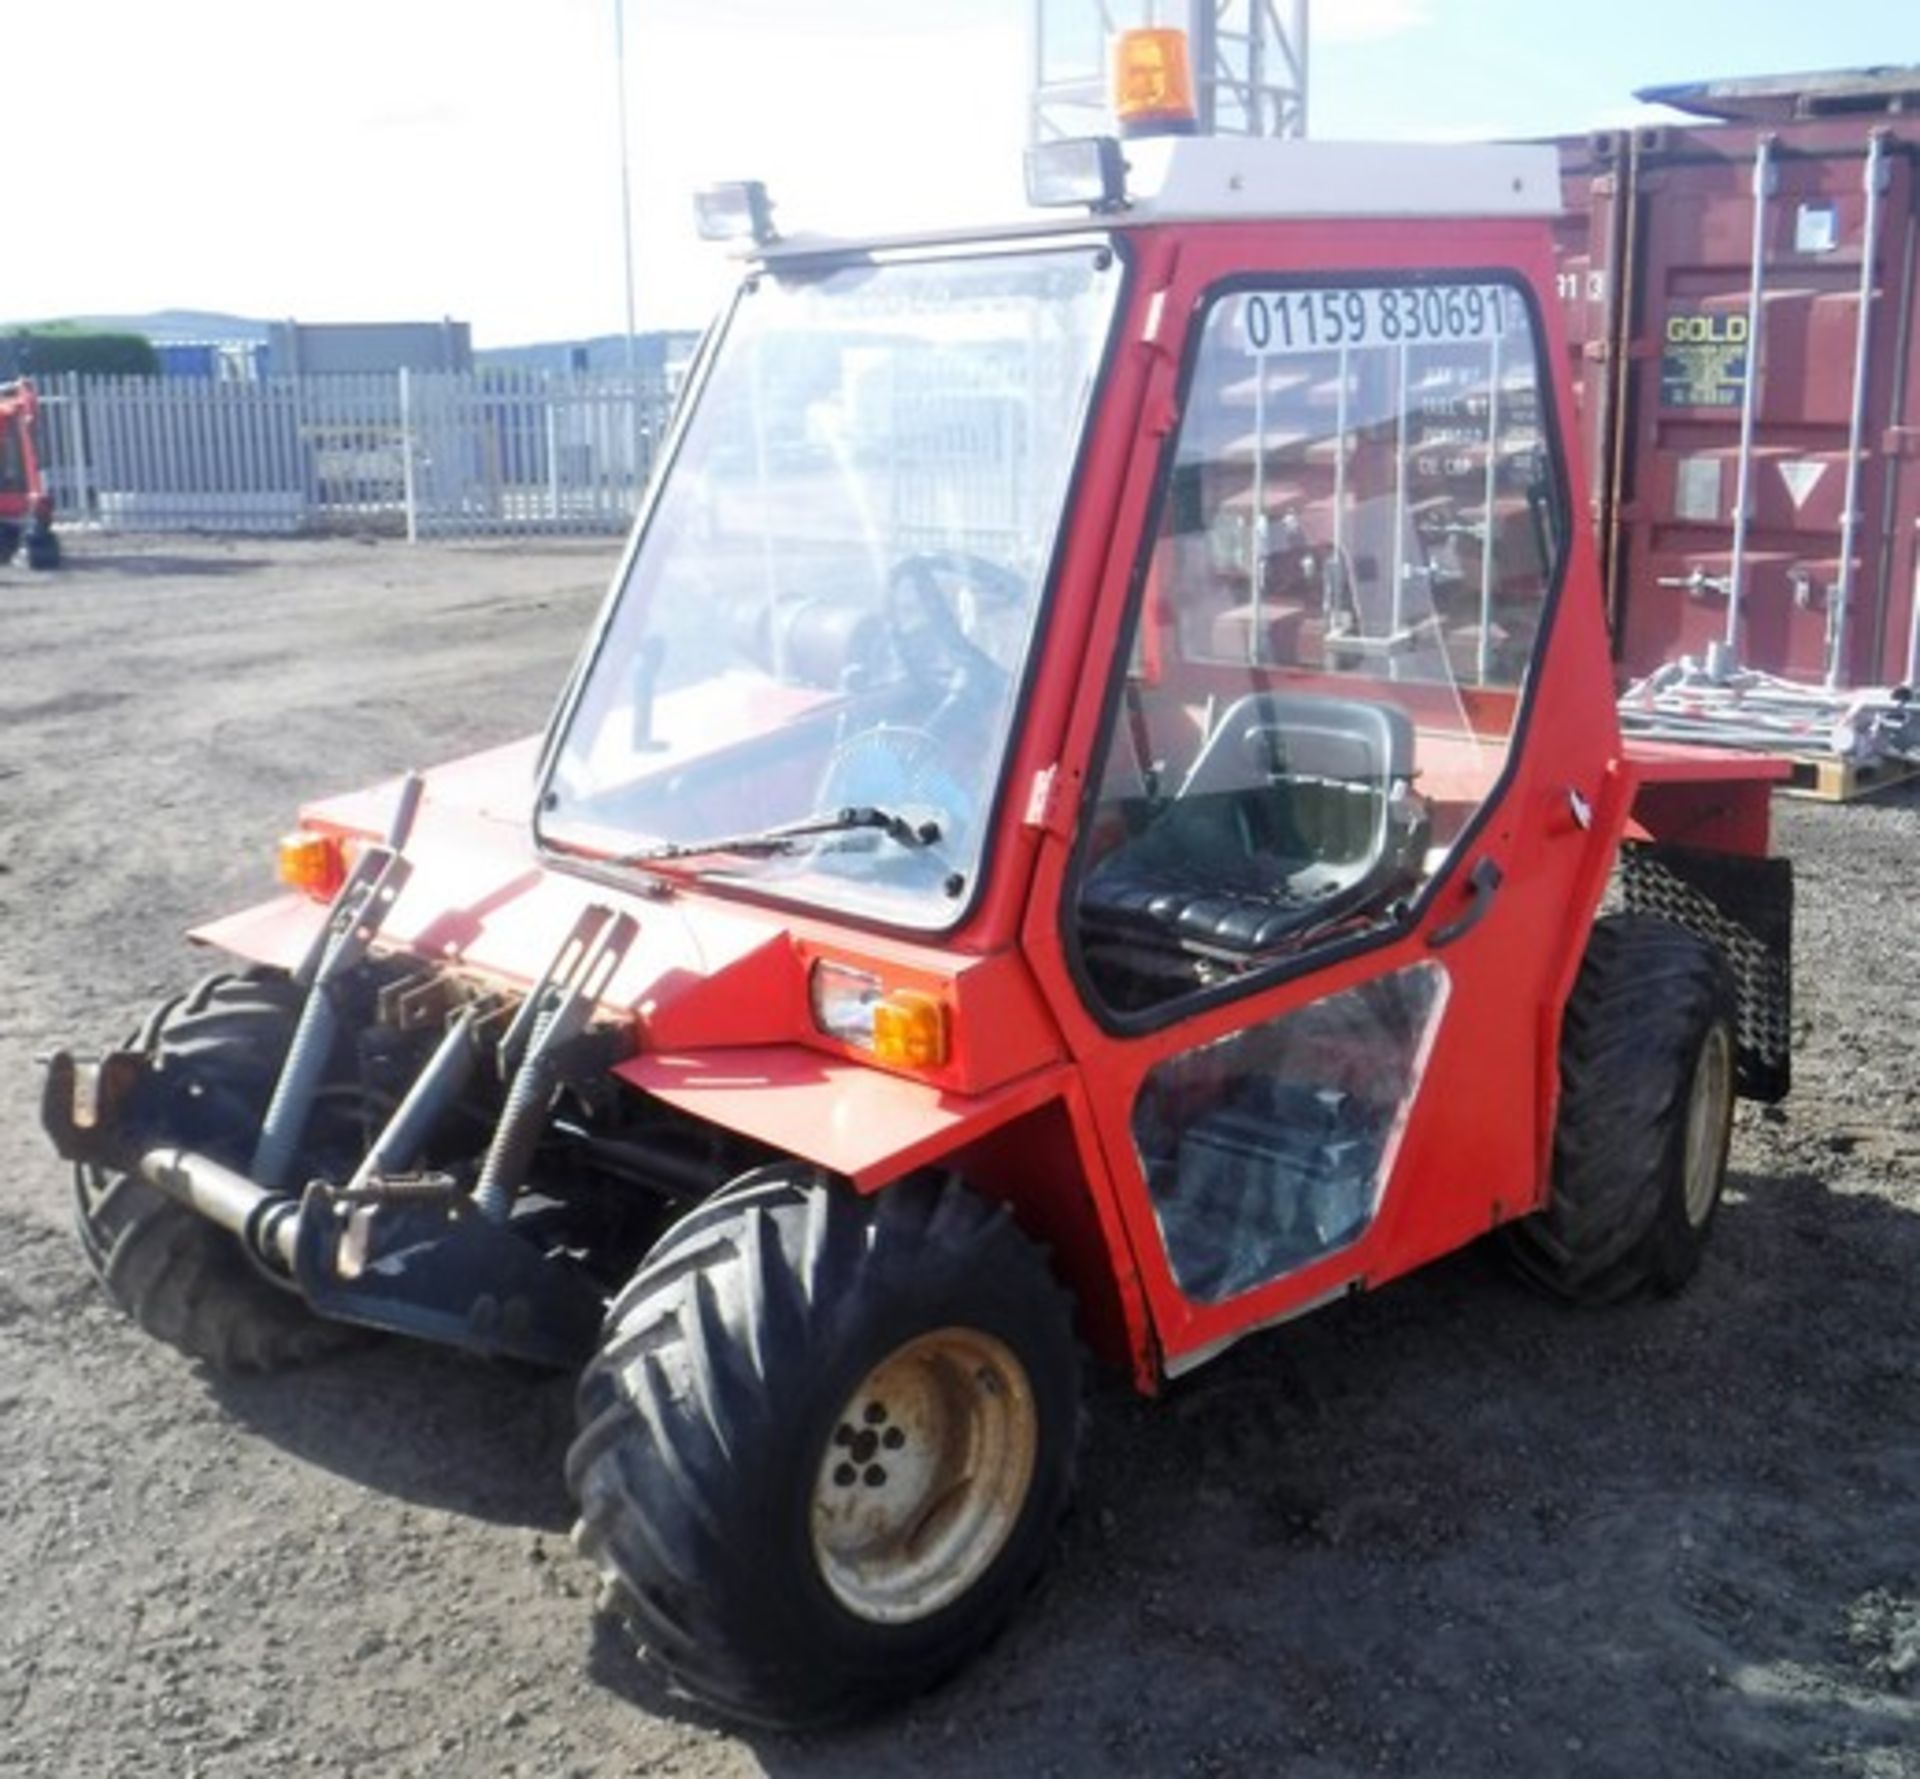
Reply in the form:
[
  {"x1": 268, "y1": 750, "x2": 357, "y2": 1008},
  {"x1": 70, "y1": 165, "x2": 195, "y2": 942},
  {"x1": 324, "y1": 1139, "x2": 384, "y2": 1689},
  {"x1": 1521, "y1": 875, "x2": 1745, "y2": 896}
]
[{"x1": 9, "y1": 0, "x2": 1917, "y2": 347}]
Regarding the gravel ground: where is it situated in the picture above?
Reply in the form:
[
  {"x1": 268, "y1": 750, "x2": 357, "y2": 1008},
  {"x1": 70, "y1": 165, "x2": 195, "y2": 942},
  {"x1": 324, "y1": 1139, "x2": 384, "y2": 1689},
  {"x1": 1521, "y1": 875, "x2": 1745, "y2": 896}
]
[{"x1": 1, "y1": 535, "x2": 1916, "y2": 1779}]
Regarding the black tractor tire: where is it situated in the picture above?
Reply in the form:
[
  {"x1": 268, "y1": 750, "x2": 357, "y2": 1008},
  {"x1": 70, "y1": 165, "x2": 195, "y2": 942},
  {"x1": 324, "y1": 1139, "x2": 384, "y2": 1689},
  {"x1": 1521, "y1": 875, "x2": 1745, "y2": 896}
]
[
  {"x1": 0, "y1": 521, "x2": 19, "y2": 564},
  {"x1": 74, "y1": 970, "x2": 370, "y2": 1371},
  {"x1": 25, "y1": 526, "x2": 60, "y2": 570},
  {"x1": 567, "y1": 1169, "x2": 1082, "y2": 1729},
  {"x1": 1501, "y1": 914, "x2": 1738, "y2": 1305}
]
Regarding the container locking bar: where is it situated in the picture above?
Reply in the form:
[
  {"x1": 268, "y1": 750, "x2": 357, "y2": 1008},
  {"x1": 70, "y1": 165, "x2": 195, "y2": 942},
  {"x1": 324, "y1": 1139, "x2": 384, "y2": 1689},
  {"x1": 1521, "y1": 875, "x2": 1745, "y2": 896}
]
[{"x1": 1724, "y1": 134, "x2": 1775, "y2": 658}]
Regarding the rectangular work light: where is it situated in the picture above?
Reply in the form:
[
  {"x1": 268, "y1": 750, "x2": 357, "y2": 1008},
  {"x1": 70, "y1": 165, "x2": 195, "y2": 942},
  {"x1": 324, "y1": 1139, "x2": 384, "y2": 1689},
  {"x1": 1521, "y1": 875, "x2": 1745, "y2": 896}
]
[
  {"x1": 1024, "y1": 136, "x2": 1128, "y2": 212},
  {"x1": 693, "y1": 180, "x2": 776, "y2": 246}
]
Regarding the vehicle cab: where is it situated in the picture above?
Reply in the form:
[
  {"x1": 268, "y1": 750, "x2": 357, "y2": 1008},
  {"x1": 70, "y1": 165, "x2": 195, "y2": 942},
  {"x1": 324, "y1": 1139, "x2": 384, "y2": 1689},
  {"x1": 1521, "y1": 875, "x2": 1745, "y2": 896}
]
[{"x1": 523, "y1": 128, "x2": 1628, "y2": 1374}]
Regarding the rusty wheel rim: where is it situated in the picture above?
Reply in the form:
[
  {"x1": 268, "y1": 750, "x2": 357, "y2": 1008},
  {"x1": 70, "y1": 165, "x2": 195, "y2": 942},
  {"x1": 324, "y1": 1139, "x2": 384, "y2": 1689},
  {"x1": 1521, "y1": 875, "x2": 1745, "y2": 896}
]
[
  {"x1": 810, "y1": 1327, "x2": 1038, "y2": 1625},
  {"x1": 1682, "y1": 1022, "x2": 1735, "y2": 1228}
]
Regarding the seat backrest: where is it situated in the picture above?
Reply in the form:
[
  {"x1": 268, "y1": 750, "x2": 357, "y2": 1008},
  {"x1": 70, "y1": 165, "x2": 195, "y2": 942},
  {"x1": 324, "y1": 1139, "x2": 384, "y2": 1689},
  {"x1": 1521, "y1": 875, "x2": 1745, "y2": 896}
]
[
  {"x1": 1178, "y1": 692, "x2": 1414, "y2": 799},
  {"x1": 1176, "y1": 691, "x2": 1413, "y2": 871}
]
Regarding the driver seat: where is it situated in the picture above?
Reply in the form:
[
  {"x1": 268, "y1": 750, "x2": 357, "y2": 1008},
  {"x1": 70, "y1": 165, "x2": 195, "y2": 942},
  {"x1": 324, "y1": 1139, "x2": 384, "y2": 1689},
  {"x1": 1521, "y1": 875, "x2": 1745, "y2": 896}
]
[{"x1": 1080, "y1": 692, "x2": 1423, "y2": 958}]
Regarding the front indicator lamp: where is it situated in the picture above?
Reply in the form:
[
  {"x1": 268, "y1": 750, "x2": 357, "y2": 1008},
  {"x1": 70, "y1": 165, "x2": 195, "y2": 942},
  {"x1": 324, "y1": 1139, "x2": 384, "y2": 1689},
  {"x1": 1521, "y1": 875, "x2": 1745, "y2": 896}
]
[
  {"x1": 1024, "y1": 136, "x2": 1127, "y2": 212},
  {"x1": 693, "y1": 180, "x2": 776, "y2": 246},
  {"x1": 277, "y1": 830, "x2": 348, "y2": 901},
  {"x1": 872, "y1": 991, "x2": 948, "y2": 1070},
  {"x1": 809, "y1": 962, "x2": 951, "y2": 1071}
]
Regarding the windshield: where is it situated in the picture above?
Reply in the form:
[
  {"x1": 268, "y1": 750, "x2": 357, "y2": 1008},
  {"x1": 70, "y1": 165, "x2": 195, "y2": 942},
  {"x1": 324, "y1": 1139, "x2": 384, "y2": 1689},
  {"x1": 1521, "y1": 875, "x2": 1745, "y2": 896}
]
[{"x1": 539, "y1": 243, "x2": 1122, "y2": 927}]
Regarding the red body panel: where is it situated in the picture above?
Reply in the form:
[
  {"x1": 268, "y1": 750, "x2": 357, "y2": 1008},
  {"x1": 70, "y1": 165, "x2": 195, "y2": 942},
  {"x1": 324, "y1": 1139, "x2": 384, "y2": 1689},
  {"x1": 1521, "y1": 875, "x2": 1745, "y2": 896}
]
[
  {"x1": 1620, "y1": 738, "x2": 1786, "y2": 855},
  {"x1": 614, "y1": 1048, "x2": 1073, "y2": 1191}
]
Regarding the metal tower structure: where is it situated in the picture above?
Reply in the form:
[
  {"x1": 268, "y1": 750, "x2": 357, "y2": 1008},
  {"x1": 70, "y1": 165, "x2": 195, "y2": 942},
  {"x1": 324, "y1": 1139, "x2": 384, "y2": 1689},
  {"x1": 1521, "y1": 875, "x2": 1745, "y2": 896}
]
[{"x1": 1030, "y1": 0, "x2": 1309, "y2": 143}]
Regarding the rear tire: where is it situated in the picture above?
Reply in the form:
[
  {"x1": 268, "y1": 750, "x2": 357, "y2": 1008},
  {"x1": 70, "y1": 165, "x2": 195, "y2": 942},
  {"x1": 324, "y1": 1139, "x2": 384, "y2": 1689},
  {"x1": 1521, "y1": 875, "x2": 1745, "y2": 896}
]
[
  {"x1": 567, "y1": 1170, "x2": 1081, "y2": 1728},
  {"x1": 25, "y1": 525, "x2": 59, "y2": 570},
  {"x1": 1501, "y1": 915, "x2": 1738, "y2": 1304},
  {"x1": 0, "y1": 521, "x2": 19, "y2": 565},
  {"x1": 74, "y1": 970, "x2": 369, "y2": 1371}
]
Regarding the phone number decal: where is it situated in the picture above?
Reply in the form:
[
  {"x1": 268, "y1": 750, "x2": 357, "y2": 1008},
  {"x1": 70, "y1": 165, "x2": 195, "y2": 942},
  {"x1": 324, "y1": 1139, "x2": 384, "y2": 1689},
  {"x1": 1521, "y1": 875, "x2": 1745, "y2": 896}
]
[{"x1": 1238, "y1": 285, "x2": 1522, "y2": 354}]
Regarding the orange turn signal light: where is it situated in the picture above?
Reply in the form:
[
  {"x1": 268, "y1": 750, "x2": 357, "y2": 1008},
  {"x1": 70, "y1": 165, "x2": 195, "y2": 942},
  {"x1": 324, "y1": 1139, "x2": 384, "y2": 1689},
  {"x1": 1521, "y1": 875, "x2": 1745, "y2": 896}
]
[
  {"x1": 1112, "y1": 27, "x2": 1197, "y2": 137},
  {"x1": 277, "y1": 830, "x2": 348, "y2": 901},
  {"x1": 872, "y1": 990, "x2": 949, "y2": 1070}
]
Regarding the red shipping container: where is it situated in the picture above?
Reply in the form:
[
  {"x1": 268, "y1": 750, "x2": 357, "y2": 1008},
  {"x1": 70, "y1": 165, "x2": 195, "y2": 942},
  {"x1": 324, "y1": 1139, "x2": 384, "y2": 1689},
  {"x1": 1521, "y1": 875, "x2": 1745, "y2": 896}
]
[{"x1": 1547, "y1": 69, "x2": 1920, "y2": 690}]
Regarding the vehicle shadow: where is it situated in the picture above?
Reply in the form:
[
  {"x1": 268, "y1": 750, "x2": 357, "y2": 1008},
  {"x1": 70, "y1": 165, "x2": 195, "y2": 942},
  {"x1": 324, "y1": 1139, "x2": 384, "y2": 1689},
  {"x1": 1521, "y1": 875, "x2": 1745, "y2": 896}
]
[
  {"x1": 207, "y1": 1338, "x2": 576, "y2": 1532},
  {"x1": 188, "y1": 1159, "x2": 1920, "y2": 1773},
  {"x1": 53, "y1": 550, "x2": 275, "y2": 578},
  {"x1": 578, "y1": 1163, "x2": 1920, "y2": 1776}
]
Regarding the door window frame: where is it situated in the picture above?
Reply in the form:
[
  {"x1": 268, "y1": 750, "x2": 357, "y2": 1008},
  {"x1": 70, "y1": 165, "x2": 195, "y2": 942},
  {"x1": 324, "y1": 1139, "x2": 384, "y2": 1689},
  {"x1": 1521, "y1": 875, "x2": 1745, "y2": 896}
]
[{"x1": 1059, "y1": 264, "x2": 1575, "y2": 1038}]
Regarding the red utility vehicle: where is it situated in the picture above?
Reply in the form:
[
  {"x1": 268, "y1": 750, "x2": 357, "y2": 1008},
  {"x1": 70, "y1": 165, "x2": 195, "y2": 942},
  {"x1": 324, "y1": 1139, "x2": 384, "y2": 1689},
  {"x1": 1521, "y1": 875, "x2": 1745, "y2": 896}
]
[
  {"x1": 43, "y1": 98, "x2": 1795, "y2": 1726},
  {"x1": 0, "y1": 379, "x2": 60, "y2": 569}
]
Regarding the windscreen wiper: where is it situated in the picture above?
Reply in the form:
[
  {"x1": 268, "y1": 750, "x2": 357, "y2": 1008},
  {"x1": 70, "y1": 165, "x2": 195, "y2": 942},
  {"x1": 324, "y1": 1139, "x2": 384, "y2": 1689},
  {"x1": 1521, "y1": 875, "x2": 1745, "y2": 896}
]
[{"x1": 614, "y1": 805, "x2": 943, "y2": 867}]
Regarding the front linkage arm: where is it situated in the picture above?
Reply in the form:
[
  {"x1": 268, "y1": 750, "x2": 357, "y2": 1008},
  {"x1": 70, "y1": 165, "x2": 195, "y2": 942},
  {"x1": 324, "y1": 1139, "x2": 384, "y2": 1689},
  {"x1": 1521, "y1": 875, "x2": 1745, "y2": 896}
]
[{"x1": 42, "y1": 777, "x2": 643, "y2": 1367}]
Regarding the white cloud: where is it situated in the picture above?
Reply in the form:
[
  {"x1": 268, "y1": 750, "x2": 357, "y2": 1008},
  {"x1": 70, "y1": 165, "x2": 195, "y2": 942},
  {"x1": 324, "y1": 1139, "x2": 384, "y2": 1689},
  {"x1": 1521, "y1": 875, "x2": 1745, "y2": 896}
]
[
  {"x1": 1313, "y1": 0, "x2": 1437, "y2": 45},
  {"x1": 1344, "y1": 118, "x2": 1526, "y2": 143}
]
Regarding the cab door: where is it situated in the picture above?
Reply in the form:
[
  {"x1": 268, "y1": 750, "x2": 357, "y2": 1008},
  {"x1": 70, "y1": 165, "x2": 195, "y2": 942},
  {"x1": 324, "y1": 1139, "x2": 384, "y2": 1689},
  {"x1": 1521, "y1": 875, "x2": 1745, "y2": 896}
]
[{"x1": 1023, "y1": 219, "x2": 1624, "y2": 1373}]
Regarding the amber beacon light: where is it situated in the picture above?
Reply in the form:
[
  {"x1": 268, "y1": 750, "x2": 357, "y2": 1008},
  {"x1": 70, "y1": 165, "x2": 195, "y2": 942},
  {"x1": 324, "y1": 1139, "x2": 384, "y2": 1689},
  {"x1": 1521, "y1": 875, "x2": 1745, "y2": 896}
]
[{"x1": 1111, "y1": 27, "x2": 1198, "y2": 137}]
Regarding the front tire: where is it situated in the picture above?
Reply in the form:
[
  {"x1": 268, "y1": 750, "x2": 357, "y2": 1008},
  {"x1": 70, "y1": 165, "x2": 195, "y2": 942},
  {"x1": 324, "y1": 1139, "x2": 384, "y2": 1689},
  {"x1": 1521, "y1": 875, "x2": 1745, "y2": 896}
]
[
  {"x1": 567, "y1": 1171, "x2": 1081, "y2": 1728},
  {"x1": 1501, "y1": 915, "x2": 1738, "y2": 1304},
  {"x1": 74, "y1": 971, "x2": 369, "y2": 1371}
]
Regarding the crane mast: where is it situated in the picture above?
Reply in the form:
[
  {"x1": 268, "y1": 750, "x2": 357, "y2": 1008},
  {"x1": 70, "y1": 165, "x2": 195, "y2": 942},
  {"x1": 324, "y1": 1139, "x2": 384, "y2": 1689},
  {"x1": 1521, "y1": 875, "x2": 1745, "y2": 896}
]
[{"x1": 1030, "y1": 0, "x2": 1310, "y2": 142}]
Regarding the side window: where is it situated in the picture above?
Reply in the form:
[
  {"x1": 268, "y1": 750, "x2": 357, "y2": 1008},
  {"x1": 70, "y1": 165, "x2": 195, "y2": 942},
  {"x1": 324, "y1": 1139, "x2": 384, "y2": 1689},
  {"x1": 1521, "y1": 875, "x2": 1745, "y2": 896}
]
[
  {"x1": 1134, "y1": 963, "x2": 1445, "y2": 1301},
  {"x1": 1074, "y1": 275, "x2": 1560, "y2": 1018}
]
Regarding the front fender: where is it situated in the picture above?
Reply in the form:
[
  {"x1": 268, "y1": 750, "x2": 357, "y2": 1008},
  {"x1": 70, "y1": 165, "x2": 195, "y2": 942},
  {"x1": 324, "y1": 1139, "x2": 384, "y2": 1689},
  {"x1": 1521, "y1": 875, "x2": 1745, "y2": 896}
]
[
  {"x1": 616, "y1": 1046, "x2": 1159, "y2": 1385},
  {"x1": 613, "y1": 1046, "x2": 1072, "y2": 1191}
]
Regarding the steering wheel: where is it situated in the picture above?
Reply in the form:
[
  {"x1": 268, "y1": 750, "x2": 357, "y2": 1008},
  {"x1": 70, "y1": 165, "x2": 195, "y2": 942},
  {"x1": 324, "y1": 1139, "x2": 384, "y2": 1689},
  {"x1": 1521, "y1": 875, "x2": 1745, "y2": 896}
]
[{"x1": 884, "y1": 552, "x2": 1026, "y2": 720}]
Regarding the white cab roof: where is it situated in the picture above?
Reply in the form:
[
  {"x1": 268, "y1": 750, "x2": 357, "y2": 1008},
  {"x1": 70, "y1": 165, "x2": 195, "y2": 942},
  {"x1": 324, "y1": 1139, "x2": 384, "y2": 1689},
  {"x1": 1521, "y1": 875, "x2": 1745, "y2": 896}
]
[
  {"x1": 1122, "y1": 136, "x2": 1561, "y2": 221},
  {"x1": 759, "y1": 136, "x2": 1561, "y2": 264}
]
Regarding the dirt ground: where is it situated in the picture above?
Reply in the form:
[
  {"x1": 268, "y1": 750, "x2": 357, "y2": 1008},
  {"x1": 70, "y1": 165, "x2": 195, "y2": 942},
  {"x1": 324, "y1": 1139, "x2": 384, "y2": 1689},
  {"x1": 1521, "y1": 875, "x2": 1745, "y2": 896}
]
[{"x1": 1, "y1": 534, "x2": 1917, "y2": 1779}]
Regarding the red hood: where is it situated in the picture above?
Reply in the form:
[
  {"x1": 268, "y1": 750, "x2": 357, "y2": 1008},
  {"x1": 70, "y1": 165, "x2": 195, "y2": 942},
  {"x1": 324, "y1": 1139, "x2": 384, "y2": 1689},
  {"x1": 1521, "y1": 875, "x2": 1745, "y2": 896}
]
[{"x1": 190, "y1": 737, "x2": 1066, "y2": 1099}]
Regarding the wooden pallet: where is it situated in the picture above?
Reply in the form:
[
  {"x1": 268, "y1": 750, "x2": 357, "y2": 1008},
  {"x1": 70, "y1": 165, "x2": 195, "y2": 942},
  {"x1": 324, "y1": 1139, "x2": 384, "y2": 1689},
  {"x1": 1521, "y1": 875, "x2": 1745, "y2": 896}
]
[{"x1": 1777, "y1": 753, "x2": 1920, "y2": 803}]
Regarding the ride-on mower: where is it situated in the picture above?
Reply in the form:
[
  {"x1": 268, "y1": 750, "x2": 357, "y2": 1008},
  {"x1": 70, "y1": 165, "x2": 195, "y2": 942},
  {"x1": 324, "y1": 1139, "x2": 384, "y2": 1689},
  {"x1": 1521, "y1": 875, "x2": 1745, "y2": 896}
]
[
  {"x1": 41, "y1": 41, "x2": 1794, "y2": 1731},
  {"x1": 0, "y1": 378, "x2": 60, "y2": 569}
]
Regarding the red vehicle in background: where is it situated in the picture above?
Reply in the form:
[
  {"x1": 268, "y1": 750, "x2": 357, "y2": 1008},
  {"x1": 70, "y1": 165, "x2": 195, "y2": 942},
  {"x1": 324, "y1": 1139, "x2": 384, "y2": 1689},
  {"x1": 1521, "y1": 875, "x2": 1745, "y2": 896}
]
[
  {"x1": 41, "y1": 30, "x2": 1796, "y2": 1731},
  {"x1": 0, "y1": 379, "x2": 60, "y2": 569}
]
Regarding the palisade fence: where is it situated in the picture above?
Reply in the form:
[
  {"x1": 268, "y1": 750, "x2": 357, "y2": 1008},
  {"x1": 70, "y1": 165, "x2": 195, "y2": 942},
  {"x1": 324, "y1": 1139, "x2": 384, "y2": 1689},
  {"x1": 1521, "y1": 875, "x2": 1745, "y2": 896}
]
[{"x1": 29, "y1": 369, "x2": 677, "y2": 541}]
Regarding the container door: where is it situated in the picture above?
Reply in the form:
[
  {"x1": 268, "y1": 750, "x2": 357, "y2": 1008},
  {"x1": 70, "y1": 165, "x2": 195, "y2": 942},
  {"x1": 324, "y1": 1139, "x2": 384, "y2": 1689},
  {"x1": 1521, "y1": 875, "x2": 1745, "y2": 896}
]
[{"x1": 1608, "y1": 123, "x2": 1920, "y2": 688}]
